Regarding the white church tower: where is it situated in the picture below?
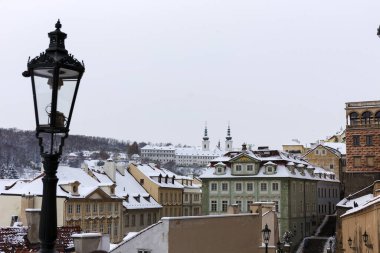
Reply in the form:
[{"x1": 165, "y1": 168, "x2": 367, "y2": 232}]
[
  {"x1": 202, "y1": 125, "x2": 210, "y2": 151},
  {"x1": 225, "y1": 124, "x2": 233, "y2": 151}
]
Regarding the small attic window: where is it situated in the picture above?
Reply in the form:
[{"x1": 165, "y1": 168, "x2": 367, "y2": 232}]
[
  {"x1": 140, "y1": 179, "x2": 144, "y2": 185},
  {"x1": 217, "y1": 167, "x2": 222, "y2": 173},
  {"x1": 143, "y1": 196, "x2": 150, "y2": 202},
  {"x1": 134, "y1": 195, "x2": 141, "y2": 202},
  {"x1": 111, "y1": 187, "x2": 115, "y2": 194},
  {"x1": 72, "y1": 185, "x2": 78, "y2": 193},
  {"x1": 267, "y1": 166, "x2": 273, "y2": 173},
  {"x1": 126, "y1": 194, "x2": 129, "y2": 202}
]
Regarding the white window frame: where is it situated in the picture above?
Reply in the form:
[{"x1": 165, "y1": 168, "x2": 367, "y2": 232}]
[
  {"x1": 272, "y1": 182, "x2": 279, "y2": 192},
  {"x1": 246, "y1": 182, "x2": 254, "y2": 192},
  {"x1": 247, "y1": 164, "x2": 254, "y2": 171},
  {"x1": 260, "y1": 182, "x2": 268, "y2": 192},
  {"x1": 210, "y1": 182, "x2": 218, "y2": 192},
  {"x1": 235, "y1": 182, "x2": 243, "y2": 192},
  {"x1": 235, "y1": 164, "x2": 242, "y2": 172},
  {"x1": 211, "y1": 200, "x2": 218, "y2": 212},
  {"x1": 221, "y1": 200, "x2": 229, "y2": 212},
  {"x1": 221, "y1": 182, "x2": 229, "y2": 192}
]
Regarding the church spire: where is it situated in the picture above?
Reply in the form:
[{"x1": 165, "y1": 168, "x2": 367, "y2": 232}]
[
  {"x1": 202, "y1": 122, "x2": 210, "y2": 151},
  {"x1": 203, "y1": 123, "x2": 209, "y2": 141},
  {"x1": 225, "y1": 122, "x2": 233, "y2": 151},
  {"x1": 226, "y1": 123, "x2": 232, "y2": 141}
]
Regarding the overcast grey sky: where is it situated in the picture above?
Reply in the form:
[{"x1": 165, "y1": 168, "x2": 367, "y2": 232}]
[{"x1": 1, "y1": 0, "x2": 379, "y2": 149}]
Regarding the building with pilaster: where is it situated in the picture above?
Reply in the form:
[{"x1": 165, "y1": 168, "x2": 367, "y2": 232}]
[
  {"x1": 200, "y1": 145, "x2": 340, "y2": 245},
  {"x1": 344, "y1": 100, "x2": 380, "y2": 196}
]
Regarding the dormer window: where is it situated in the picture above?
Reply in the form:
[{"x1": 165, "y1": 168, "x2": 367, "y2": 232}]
[
  {"x1": 247, "y1": 164, "x2": 254, "y2": 172},
  {"x1": 158, "y1": 174, "x2": 162, "y2": 183},
  {"x1": 264, "y1": 162, "x2": 277, "y2": 174},
  {"x1": 72, "y1": 185, "x2": 78, "y2": 193},
  {"x1": 236, "y1": 165, "x2": 242, "y2": 172},
  {"x1": 215, "y1": 162, "x2": 226, "y2": 175}
]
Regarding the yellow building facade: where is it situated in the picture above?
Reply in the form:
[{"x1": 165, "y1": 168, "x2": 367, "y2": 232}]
[
  {"x1": 128, "y1": 163, "x2": 183, "y2": 218},
  {"x1": 340, "y1": 181, "x2": 380, "y2": 253}
]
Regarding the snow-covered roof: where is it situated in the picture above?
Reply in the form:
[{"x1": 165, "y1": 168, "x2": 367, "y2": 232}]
[
  {"x1": 200, "y1": 149, "x2": 338, "y2": 182},
  {"x1": 114, "y1": 171, "x2": 161, "y2": 210},
  {"x1": 336, "y1": 194, "x2": 374, "y2": 209},
  {"x1": 341, "y1": 195, "x2": 380, "y2": 217},
  {"x1": 141, "y1": 145, "x2": 176, "y2": 151},
  {"x1": 323, "y1": 142, "x2": 346, "y2": 155},
  {"x1": 84, "y1": 160, "x2": 162, "y2": 210},
  {"x1": 175, "y1": 147, "x2": 223, "y2": 157},
  {"x1": 2, "y1": 166, "x2": 118, "y2": 199},
  {"x1": 134, "y1": 164, "x2": 184, "y2": 189}
]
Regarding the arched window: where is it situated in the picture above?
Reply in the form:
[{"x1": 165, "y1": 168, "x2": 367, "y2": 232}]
[
  {"x1": 349, "y1": 112, "x2": 359, "y2": 126},
  {"x1": 362, "y1": 111, "x2": 372, "y2": 125},
  {"x1": 375, "y1": 111, "x2": 380, "y2": 124}
]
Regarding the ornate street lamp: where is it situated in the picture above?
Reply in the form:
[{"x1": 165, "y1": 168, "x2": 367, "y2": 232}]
[
  {"x1": 362, "y1": 231, "x2": 369, "y2": 245},
  {"x1": 262, "y1": 224, "x2": 271, "y2": 253},
  {"x1": 327, "y1": 239, "x2": 333, "y2": 253},
  {"x1": 276, "y1": 241, "x2": 283, "y2": 253},
  {"x1": 23, "y1": 20, "x2": 85, "y2": 252},
  {"x1": 348, "y1": 237, "x2": 353, "y2": 248}
]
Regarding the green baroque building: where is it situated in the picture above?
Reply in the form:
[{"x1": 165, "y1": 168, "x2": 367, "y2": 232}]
[{"x1": 200, "y1": 146, "x2": 340, "y2": 245}]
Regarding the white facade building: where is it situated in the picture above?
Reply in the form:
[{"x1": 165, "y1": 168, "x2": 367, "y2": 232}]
[{"x1": 140, "y1": 126, "x2": 232, "y2": 166}]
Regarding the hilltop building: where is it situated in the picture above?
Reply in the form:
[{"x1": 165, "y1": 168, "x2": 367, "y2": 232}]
[
  {"x1": 200, "y1": 145, "x2": 340, "y2": 245},
  {"x1": 344, "y1": 100, "x2": 380, "y2": 195},
  {"x1": 140, "y1": 125, "x2": 233, "y2": 166}
]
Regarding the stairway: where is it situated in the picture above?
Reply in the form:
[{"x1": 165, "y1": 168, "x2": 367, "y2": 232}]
[{"x1": 296, "y1": 215, "x2": 336, "y2": 253}]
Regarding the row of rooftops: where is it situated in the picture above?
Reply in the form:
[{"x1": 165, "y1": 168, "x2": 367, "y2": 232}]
[
  {"x1": 141, "y1": 145, "x2": 224, "y2": 157},
  {"x1": 200, "y1": 149, "x2": 338, "y2": 182}
]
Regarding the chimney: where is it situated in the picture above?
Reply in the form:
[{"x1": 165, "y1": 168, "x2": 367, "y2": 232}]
[
  {"x1": 103, "y1": 159, "x2": 116, "y2": 182},
  {"x1": 172, "y1": 176, "x2": 175, "y2": 184},
  {"x1": 72, "y1": 233, "x2": 109, "y2": 253},
  {"x1": 25, "y1": 208, "x2": 41, "y2": 244},
  {"x1": 116, "y1": 163, "x2": 126, "y2": 176},
  {"x1": 227, "y1": 204, "x2": 240, "y2": 214}
]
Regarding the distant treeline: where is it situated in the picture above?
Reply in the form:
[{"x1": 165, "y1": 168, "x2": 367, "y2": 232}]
[{"x1": 0, "y1": 128, "x2": 146, "y2": 170}]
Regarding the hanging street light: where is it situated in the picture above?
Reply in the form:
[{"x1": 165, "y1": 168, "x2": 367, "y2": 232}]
[
  {"x1": 262, "y1": 224, "x2": 271, "y2": 253},
  {"x1": 22, "y1": 20, "x2": 85, "y2": 253}
]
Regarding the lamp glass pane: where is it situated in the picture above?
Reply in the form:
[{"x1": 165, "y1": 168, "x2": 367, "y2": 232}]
[
  {"x1": 56, "y1": 68, "x2": 80, "y2": 128},
  {"x1": 33, "y1": 68, "x2": 54, "y2": 127}
]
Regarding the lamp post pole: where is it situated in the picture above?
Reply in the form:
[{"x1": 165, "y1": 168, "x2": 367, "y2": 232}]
[{"x1": 23, "y1": 20, "x2": 85, "y2": 253}]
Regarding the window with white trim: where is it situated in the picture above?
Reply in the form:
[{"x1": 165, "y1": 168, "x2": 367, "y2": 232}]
[
  {"x1": 210, "y1": 182, "x2": 217, "y2": 192},
  {"x1": 235, "y1": 182, "x2": 242, "y2": 192},
  {"x1": 247, "y1": 164, "x2": 254, "y2": 171},
  {"x1": 211, "y1": 200, "x2": 217, "y2": 212},
  {"x1": 235, "y1": 164, "x2": 242, "y2": 172},
  {"x1": 221, "y1": 182, "x2": 229, "y2": 192},
  {"x1": 222, "y1": 200, "x2": 228, "y2": 212},
  {"x1": 260, "y1": 182, "x2": 267, "y2": 192},
  {"x1": 247, "y1": 182, "x2": 253, "y2": 192},
  {"x1": 272, "y1": 182, "x2": 279, "y2": 192}
]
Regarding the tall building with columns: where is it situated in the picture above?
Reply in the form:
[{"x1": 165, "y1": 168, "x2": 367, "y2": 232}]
[{"x1": 344, "y1": 100, "x2": 380, "y2": 196}]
